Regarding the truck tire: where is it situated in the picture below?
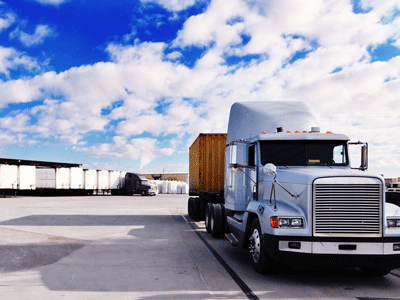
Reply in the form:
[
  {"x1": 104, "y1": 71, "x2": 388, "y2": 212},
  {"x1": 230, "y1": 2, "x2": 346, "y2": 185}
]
[
  {"x1": 211, "y1": 203, "x2": 224, "y2": 238},
  {"x1": 141, "y1": 190, "x2": 147, "y2": 196},
  {"x1": 249, "y1": 218, "x2": 271, "y2": 273},
  {"x1": 205, "y1": 203, "x2": 213, "y2": 233},
  {"x1": 199, "y1": 198, "x2": 206, "y2": 221},
  {"x1": 360, "y1": 267, "x2": 391, "y2": 277},
  {"x1": 192, "y1": 197, "x2": 201, "y2": 221},
  {"x1": 188, "y1": 197, "x2": 194, "y2": 219}
]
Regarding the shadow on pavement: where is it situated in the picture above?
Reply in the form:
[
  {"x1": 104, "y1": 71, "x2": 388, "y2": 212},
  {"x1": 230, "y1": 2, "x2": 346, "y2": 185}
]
[
  {"x1": 0, "y1": 215, "x2": 173, "y2": 226},
  {"x1": 0, "y1": 243, "x2": 87, "y2": 272}
]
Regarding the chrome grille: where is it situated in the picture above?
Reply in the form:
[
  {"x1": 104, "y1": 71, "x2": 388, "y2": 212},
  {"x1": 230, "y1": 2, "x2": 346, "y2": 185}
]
[{"x1": 313, "y1": 184, "x2": 382, "y2": 237}]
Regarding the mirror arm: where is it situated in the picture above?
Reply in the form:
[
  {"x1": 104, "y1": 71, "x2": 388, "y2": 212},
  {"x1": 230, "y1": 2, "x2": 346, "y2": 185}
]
[
  {"x1": 229, "y1": 164, "x2": 257, "y2": 185},
  {"x1": 264, "y1": 164, "x2": 298, "y2": 210},
  {"x1": 273, "y1": 179, "x2": 298, "y2": 198}
]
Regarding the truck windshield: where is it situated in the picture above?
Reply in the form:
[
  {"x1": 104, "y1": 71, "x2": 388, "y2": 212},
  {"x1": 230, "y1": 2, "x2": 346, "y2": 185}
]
[{"x1": 260, "y1": 140, "x2": 348, "y2": 166}]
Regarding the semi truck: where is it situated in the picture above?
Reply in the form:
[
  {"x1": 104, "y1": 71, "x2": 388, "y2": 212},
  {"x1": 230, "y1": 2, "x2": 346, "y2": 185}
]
[
  {"x1": 188, "y1": 101, "x2": 400, "y2": 276},
  {"x1": 116, "y1": 172, "x2": 158, "y2": 196}
]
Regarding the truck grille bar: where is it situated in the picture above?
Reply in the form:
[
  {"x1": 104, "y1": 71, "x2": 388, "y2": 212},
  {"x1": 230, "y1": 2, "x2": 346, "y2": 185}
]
[{"x1": 313, "y1": 183, "x2": 382, "y2": 237}]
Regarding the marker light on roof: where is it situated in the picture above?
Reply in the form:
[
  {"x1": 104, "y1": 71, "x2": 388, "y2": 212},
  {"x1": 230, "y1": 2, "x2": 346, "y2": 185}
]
[
  {"x1": 326, "y1": 131, "x2": 333, "y2": 134},
  {"x1": 295, "y1": 131, "x2": 300, "y2": 133},
  {"x1": 261, "y1": 131, "x2": 267, "y2": 134},
  {"x1": 302, "y1": 131, "x2": 308, "y2": 133},
  {"x1": 287, "y1": 131, "x2": 292, "y2": 133}
]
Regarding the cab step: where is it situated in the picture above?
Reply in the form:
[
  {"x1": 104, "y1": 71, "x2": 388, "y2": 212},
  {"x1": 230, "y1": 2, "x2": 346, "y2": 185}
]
[{"x1": 225, "y1": 232, "x2": 239, "y2": 247}]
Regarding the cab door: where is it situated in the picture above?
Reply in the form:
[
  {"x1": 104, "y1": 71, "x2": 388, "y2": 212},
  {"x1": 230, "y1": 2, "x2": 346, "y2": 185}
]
[{"x1": 246, "y1": 144, "x2": 258, "y2": 202}]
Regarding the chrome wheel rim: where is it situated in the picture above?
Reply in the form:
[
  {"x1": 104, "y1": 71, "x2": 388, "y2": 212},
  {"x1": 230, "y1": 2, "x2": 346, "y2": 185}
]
[{"x1": 249, "y1": 228, "x2": 261, "y2": 263}]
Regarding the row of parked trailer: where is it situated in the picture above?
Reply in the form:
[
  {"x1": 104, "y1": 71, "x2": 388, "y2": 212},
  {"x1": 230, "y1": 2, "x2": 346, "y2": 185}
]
[{"x1": 0, "y1": 162, "x2": 188, "y2": 196}]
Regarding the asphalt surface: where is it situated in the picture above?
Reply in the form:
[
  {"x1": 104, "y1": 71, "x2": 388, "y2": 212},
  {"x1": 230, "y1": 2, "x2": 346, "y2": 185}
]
[{"x1": 0, "y1": 194, "x2": 400, "y2": 299}]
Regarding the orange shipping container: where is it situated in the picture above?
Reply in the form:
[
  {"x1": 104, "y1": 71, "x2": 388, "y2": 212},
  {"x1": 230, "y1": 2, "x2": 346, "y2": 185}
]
[{"x1": 189, "y1": 133, "x2": 227, "y2": 195}]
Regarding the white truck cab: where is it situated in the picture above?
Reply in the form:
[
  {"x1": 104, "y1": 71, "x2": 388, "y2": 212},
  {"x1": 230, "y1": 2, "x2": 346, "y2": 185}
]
[{"x1": 197, "y1": 101, "x2": 400, "y2": 276}]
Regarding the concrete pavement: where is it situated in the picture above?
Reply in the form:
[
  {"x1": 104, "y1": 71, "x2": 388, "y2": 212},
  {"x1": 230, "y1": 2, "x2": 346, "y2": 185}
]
[{"x1": 0, "y1": 194, "x2": 247, "y2": 299}]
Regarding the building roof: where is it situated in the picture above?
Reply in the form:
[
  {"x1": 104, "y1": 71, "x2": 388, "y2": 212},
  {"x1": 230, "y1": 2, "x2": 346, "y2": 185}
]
[{"x1": 0, "y1": 158, "x2": 81, "y2": 168}]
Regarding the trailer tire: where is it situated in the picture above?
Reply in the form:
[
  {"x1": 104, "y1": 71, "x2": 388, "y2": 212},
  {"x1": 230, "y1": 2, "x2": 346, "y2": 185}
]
[
  {"x1": 205, "y1": 203, "x2": 213, "y2": 233},
  {"x1": 211, "y1": 203, "x2": 224, "y2": 238},
  {"x1": 249, "y1": 218, "x2": 271, "y2": 273}
]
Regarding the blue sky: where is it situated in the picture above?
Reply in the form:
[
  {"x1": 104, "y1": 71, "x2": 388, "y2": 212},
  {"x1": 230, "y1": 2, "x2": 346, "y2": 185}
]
[{"x1": 0, "y1": 0, "x2": 400, "y2": 177}]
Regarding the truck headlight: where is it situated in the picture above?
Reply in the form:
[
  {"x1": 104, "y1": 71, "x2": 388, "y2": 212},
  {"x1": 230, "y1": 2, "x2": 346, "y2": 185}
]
[
  {"x1": 271, "y1": 217, "x2": 304, "y2": 228},
  {"x1": 290, "y1": 218, "x2": 303, "y2": 227},
  {"x1": 387, "y1": 218, "x2": 400, "y2": 228},
  {"x1": 278, "y1": 218, "x2": 290, "y2": 227}
]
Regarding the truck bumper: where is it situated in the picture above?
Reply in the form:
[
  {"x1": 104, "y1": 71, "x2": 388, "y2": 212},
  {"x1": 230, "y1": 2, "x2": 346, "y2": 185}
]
[{"x1": 264, "y1": 234, "x2": 400, "y2": 270}]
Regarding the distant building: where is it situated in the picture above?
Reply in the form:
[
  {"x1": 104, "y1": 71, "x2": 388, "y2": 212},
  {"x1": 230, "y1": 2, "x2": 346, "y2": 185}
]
[{"x1": 143, "y1": 173, "x2": 188, "y2": 183}]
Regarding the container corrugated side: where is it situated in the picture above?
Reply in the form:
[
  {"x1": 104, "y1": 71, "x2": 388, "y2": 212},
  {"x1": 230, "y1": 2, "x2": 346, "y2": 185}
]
[{"x1": 189, "y1": 133, "x2": 226, "y2": 195}]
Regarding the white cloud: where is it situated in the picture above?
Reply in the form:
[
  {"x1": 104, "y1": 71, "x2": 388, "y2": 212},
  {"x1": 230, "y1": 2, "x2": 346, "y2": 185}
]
[
  {"x1": 31, "y1": 0, "x2": 69, "y2": 5},
  {"x1": 165, "y1": 51, "x2": 182, "y2": 60},
  {"x1": 0, "y1": 46, "x2": 40, "y2": 78},
  {"x1": 10, "y1": 24, "x2": 55, "y2": 47},
  {"x1": 0, "y1": 0, "x2": 400, "y2": 174},
  {"x1": 77, "y1": 137, "x2": 175, "y2": 170},
  {"x1": 141, "y1": 0, "x2": 200, "y2": 12},
  {"x1": 0, "y1": 130, "x2": 37, "y2": 149},
  {"x1": 0, "y1": 12, "x2": 15, "y2": 32}
]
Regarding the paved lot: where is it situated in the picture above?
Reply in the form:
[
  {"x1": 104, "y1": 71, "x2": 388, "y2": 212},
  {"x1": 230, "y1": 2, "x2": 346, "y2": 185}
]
[
  {"x1": 0, "y1": 194, "x2": 246, "y2": 299},
  {"x1": 1, "y1": 194, "x2": 400, "y2": 300}
]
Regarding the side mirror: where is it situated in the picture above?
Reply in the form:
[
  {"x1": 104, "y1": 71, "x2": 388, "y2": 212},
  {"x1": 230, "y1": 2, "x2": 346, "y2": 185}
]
[
  {"x1": 263, "y1": 163, "x2": 277, "y2": 176},
  {"x1": 232, "y1": 165, "x2": 241, "y2": 174},
  {"x1": 361, "y1": 143, "x2": 368, "y2": 171}
]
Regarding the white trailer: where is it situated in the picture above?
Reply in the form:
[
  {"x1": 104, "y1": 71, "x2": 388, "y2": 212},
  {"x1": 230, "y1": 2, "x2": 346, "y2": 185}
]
[
  {"x1": 119, "y1": 171, "x2": 127, "y2": 188},
  {"x1": 84, "y1": 169, "x2": 97, "y2": 193},
  {"x1": 36, "y1": 168, "x2": 56, "y2": 189},
  {"x1": 18, "y1": 165, "x2": 35, "y2": 190},
  {"x1": 55, "y1": 168, "x2": 70, "y2": 189},
  {"x1": 97, "y1": 170, "x2": 109, "y2": 191},
  {"x1": 109, "y1": 170, "x2": 121, "y2": 190},
  {"x1": 70, "y1": 167, "x2": 84, "y2": 190},
  {"x1": 0, "y1": 164, "x2": 18, "y2": 190}
]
